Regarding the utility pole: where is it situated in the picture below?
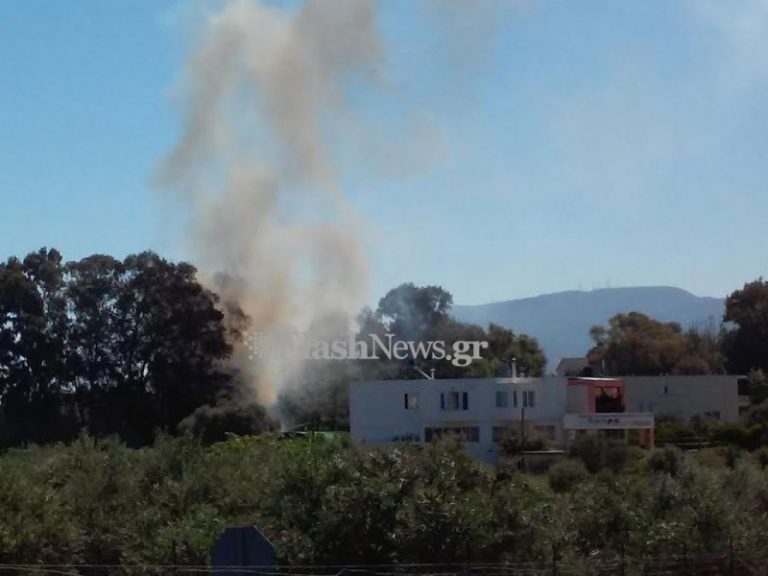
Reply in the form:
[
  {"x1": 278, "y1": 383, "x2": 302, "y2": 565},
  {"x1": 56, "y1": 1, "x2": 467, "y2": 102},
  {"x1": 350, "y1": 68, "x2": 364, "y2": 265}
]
[{"x1": 520, "y1": 405, "x2": 526, "y2": 472}]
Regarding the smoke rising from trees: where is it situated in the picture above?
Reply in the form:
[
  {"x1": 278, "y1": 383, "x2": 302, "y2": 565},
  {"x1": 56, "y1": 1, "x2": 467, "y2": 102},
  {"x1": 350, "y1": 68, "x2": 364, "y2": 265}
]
[{"x1": 157, "y1": 0, "x2": 381, "y2": 402}]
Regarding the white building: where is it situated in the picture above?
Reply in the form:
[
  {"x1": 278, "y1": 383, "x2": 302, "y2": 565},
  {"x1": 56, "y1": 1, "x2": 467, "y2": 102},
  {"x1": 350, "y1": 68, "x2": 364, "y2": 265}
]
[
  {"x1": 349, "y1": 377, "x2": 566, "y2": 461},
  {"x1": 623, "y1": 375, "x2": 740, "y2": 422},
  {"x1": 349, "y1": 375, "x2": 740, "y2": 462}
]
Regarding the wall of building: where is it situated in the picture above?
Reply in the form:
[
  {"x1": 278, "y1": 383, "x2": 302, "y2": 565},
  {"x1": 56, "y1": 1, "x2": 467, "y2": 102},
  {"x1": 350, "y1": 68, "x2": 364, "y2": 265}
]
[
  {"x1": 349, "y1": 375, "x2": 740, "y2": 462},
  {"x1": 349, "y1": 377, "x2": 566, "y2": 462},
  {"x1": 624, "y1": 375, "x2": 739, "y2": 423}
]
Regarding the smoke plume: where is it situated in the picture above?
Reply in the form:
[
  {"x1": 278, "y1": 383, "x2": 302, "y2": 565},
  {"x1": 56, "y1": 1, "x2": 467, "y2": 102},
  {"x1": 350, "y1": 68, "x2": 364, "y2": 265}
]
[{"x1": 158, "y1": 0, "x2": 379, "y2": 403}]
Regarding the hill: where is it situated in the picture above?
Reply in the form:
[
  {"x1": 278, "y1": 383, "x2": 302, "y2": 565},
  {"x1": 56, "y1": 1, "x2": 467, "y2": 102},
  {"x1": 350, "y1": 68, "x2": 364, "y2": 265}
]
[{"x1": 453, "y1": 287, "x2": 724, "y2": 371}]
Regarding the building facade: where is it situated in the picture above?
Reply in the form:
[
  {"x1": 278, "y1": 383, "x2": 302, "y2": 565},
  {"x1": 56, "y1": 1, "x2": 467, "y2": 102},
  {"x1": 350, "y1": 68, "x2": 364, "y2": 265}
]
[
  {"x1": 349, "y1": 377, "x2": 566, "y2": 461},
  {"x1": 349, "y1": 375, "x2": 740, "y2": 462},
  {"x1": 623, "y1": 375, "x2": 740, "y2": 422}
]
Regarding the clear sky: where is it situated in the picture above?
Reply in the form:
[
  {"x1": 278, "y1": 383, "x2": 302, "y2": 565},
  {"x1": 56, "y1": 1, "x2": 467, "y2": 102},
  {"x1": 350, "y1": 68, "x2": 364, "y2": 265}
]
[{"x1": 2, "y1": 0, "x2": 767, "y2": 306}]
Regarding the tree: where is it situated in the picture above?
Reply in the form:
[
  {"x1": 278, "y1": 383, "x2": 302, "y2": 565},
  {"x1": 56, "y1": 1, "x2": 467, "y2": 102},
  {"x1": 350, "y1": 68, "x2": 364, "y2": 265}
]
[
  {"x1": 108, "y1": 252, "x2": 233, "y2": 444},
  {"x1": 481, "y1": 323, "x2": 547, "y2": 377},
  {"x1": 588, "y1": 312, "x2": 721, "y2": 376},
  {"x1": 0, "y1": 248, "x2": 240, "y2": 447},
  {"x1": 274, "y1": 283, "x2": 548, "y2": 430},
  {"x1": 366, "y1": 283, "x2": 548, "y2": 379},
  {"x1": 179, "y1": 401, "x2": 276, "y2": 443},
  {"x1": 722, "y1": 279, "x2": 768, "y2": 373},
  {"x1": 377, "y1": 283, "x2": 452, "y2": 340},
  {"x1": 278, "y1": 379, "x2": 350, "y2": 431},
  {"x1": 65, "y1": 254, "x2": 125, "y2": 432},
  {"x1": 0, "y1": 248, "x2": 74, "y2": 445},
  {"x1": 677, "y1": 325, "x2": 725, "y2": 375}
]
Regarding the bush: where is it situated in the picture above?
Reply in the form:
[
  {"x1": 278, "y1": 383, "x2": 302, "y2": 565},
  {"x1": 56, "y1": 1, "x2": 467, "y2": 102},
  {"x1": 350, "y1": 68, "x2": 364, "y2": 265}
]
[
  {"x1": 604, "y1": 442, "x2": 633, "y2": 473},
  {"x1": 498, "y1": 429, "x2": 550, "y2": 456},
  {"x1": 725, "y1": 444, "x2": 741, "y2": 469},
  {"x1": 548, "y1": 459, "x2": 588, "y2": 492},
  {"x1": 178, "y1": 401, "x2": 278, "y2": 443},
  {"x1": 655, "y1": 417, "x2": 701, "y2": 446},
  {"x1": 754, "y1": 446, "x2": 768, "y2": 469},
  {"x1": 569, "y1": 433, "x2": 603, "y2": 472},
  {"x1": 568, "y1": 433, "x2": 632, "y2": 473},
  {"x1": 2, "y1": 432, "x2": 768, "y2": 567},
  {"x1": 647, "y1": 445, "x2": 684, "y2": 477}
]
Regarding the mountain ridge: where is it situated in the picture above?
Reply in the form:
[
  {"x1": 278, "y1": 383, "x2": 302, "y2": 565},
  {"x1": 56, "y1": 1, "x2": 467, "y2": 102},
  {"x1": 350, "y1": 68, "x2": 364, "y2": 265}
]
[{"x1": 452, "y1": 286, "x2": 724, "y2": 370}]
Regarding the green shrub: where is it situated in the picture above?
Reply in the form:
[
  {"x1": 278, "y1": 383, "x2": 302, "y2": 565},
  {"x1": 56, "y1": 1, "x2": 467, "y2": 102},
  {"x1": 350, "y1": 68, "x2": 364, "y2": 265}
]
[
  {"x1": 647, "y1": 445, "x2": 684, "y2": 477},
  {"x1": 498, "y1": 429, "x2": 550, "y2": 456},
  {"x1": 569, "y1": 433, "x2": 604, "y2": 472},
  {"x1": 754, "y1": 446, "x2": 768, "y2": 469},
  {"x1": 568, "y1": 433, "x2": 633, "y2": 473},
  {"x1": 655, "y1": 417, "x2": 701, "y2": 446},
  {"x1": 548, "y1": 459, "x2": 588, "y2": 492}
]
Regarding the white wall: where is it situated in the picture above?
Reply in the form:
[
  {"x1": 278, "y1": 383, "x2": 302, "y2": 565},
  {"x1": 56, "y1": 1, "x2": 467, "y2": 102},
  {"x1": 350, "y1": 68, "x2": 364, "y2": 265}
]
[
  {"x1": 349, "y1": 375, "x2": 741, "y2": 462},
  {"x1": 624, "y1": 375, "x2": 739, "y2": 422},
  {"x1": 349, "y1": 377, "x2": 567, "y2": 462}
]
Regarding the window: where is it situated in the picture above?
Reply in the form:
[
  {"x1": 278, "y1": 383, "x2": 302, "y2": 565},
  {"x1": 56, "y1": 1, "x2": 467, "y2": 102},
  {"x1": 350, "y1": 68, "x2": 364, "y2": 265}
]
[
  {"x1": 705, "y1": 411, "x2": 721, "y2": 421},
  {"x1": 738, "y1": 377, "x2": 750, "y2": 396},
  {"x1": 496, "y1": 390, "x2": 508, "y2": 408},
  {"x1": 425, "y1": 426, "x2": 479, "y2": 442},
  {"x1": 441, "y1": 391, "x2": 469, "y2": 411},
  {"x1": 492, "y1": 426, "x2": 518, "y2": 443},
  {"x1": 523, "y1": 390, "x2": 535, "y2": 408},
  {"x1": 404, "y1": 392, "x2": 419, "y2": 410},
  {"x1": 513, "y1": 389, "x2": 518, "y2": 408},
  {"x1": 441, "y1": 391, "x2": 458, "y2": 410}
]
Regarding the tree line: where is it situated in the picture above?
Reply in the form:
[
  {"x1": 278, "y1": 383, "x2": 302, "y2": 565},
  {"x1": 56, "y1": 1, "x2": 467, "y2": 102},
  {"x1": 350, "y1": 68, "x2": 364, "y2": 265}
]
[
  {"x1": 3, "y1": 247, "x2": 768, "y2": 446},
  {"x1": 0, "y1": 248, "x2": 269, "y2": 447},
  {"x1": 587, "y1": 280, "x2": 768, "y2": 377},
  {"x1": 0, "y1": 249, "x2": 548, "y2": 447}
]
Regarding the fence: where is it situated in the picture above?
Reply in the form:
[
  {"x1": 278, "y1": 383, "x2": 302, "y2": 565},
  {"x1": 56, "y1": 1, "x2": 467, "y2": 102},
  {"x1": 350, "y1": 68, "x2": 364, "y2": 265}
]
[{"x1": 2, "y1": 549, "x2": 768, "y2": 576}]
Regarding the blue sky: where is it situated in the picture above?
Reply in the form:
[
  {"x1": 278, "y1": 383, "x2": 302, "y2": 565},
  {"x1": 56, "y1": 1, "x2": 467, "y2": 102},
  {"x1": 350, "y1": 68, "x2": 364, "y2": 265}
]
[{"x1": 2, "y1": 0, "x2": 767, "y2": 306}]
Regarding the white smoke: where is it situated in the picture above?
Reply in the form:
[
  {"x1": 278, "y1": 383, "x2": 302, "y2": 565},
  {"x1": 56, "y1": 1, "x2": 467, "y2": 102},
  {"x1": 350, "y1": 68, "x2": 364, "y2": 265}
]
[
  {"x1": 157, "y1": 0, "x2": 506, "y2": 405},
  {"x1": 158, "y1": 0, "x2": 378, "y2": 403}
]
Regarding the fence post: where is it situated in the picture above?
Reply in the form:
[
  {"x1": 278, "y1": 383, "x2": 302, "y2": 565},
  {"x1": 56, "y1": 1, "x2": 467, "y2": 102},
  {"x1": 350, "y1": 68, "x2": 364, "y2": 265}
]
[
  {"x1": 172, "y1": 538, "x2": 178, "y2": 576},
  {"x1": 551, "y1": 542, "x2": 557, "y2": 576},
  {"x1": 620, "y1": 538, "x2": 626, "y2": 576},
  {"x1": 729, "y1": 537, "x2": 735, "y2": 576}
]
